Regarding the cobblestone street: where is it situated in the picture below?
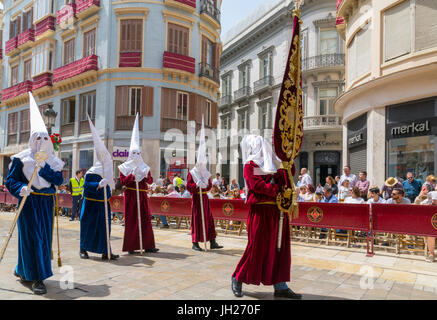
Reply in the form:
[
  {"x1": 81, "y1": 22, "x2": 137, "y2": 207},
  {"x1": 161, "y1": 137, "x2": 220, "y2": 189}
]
[{"x1": 0, "y1": 212, "x2": 437, "y2": 300}]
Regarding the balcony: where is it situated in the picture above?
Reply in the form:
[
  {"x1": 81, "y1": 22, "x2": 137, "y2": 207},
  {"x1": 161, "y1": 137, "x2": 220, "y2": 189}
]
[
  {"x1": 200, "y1": 0, "x2": 221, "y2": 28},
  {"x1": 2, "y1": 81, "x2": 33, "y2": 102},
  {"x1": 161, "y1": 118, "x2": 188, "y2": 134},
  {"x1": 199, "y1": 62, "x2": 219, "y2": 84},
  {"x1": 76, "y1": 0, "x2": 100, "y2": 19},
  {"x1": 234, "y1": 86, "x2": 251, "y2": 102},
  {"x1": 219, "y1": 95, "x2": 232, "y2": 108},
  {"x1": 303, "y1": 115, "x2": 342, "y2": 130},
  {"x1": 53, "y1": 54, "x2": 98, "y2": 84},
  {"x1": 61, "y1": 123, "x2": 75, "y2": 137},
  {"x1": 35, "y1": 16, "x2": 56, "y2": 39},
  {"x1": 116, "y1": 115, "x2": 143, "y2": 131},
  {"x1": 302, "y1": 54, "x2": 345, "y2": 73},
  {"x1": 119, "y1": 52, "x2": 141, "y2": 68},
  {"x1": 254, "y1": 76, "x2": 274, "y2": 94},
  {"x1": 5, "y1": 37, "x2": 18, "y2": 56},
  {"x1": 164, "y1": 0, "x2": 196, "y2": 13},
  {"x1": 56, "y1": 3, "x2": 76, "y2": 26},
  {"x1": 32, "y1": 73, "x2": 53, "y2": 91},
  {"x1": 163, "y1": 51, "x2": 195, "y2": 74},
  {"x1": 17, "y1": 28, "x2": 35, "y2": 49}
]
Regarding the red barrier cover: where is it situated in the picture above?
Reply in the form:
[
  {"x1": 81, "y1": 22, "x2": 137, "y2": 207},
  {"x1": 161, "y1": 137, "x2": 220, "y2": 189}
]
[
  {"x1": 372, "y1": 203, "x2": 437, "y2": 237},
  {"x1": 292, "y1": 202, "x2": 370, "y2": 231}
]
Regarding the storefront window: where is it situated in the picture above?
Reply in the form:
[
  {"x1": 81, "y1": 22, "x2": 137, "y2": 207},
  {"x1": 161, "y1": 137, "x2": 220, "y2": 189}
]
[
  {"x1": 388, "y1": 135, "x2": 436, "y2": 182},
  {"x1": 79, "y1": 150, "x2": 94, "y2": 171},
  {"x1": 60, "y1": 152, "x2": 73, "y2": 184}
]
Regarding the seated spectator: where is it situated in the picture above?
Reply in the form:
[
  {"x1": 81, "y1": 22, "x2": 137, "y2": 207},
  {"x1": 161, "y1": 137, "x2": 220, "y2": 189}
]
[
  {"x1": 403, "y1": 172, "x2": 422, "y2": 203},
  {"x1": 414, "y1": 186, "x2": 431, "y2": 205},
  {"x1": 356, "y1": 171, "x2": 370, "y2": 201},
  {"x1": 220, "y1": 178, "x2": 227, "y2": 193},
  {"x1": 385, "y1": 188, "x2": 411, "y2": 204},
  {"x1": 325, "y1": 176, "x2": 338, "y2": 195},
  {"x1": 240, "y1": 187, "x2": 247, "y2": 200},
  {"x1": 296, "y1": 187, "x2": 304, "y2": 202},
  {"x1": 231, "y1": 188, "x2": 241, "y2": 199},
  {"x1": 208, "y1": 185, "x2": 222, "y2": 199},
  {"x1": 159, "y1": 185, "x2": 181, "y2": 228},
  {"x1": 299, "y1": 185, "x2": 307, "y2": 200},
  {"x1": 296, "y1": 175, "x2": 303, "y2": 188},
  {"x1": 344, "y1": 186, "x2": 365, "y2": 204},
  {"x1": 367, "y1": 186, "x2": 386, "y2": 204},
  {"x1": 338, "y1": 179, "x2": 351, "y2": 202},
  {"x1": 423, "y1": 175, "x2": 437, "y2": 193},
  {"x1": 319, "y1": 186, "x2": 338, "y2": 238},
  {"x1": 303, "y1": 184, "x2": 316, "y2": 202},
  {"x1": 314, "y1": 191, "x2": 323, "y2": 202},
  {"x1": 179, "y1": 184, "x2": 191, "y2": 198},
  {"x1": 230, "y1": 179, "x2": 240, "y2": 191},
  {"x1": 382, "y1": 177, "x2": 404, "y2": 200}
]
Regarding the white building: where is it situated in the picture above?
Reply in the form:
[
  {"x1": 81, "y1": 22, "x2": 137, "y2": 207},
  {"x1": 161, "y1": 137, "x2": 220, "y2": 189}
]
[{"x1": 218, "y1": 0, "x2": 344, "y2": 187}]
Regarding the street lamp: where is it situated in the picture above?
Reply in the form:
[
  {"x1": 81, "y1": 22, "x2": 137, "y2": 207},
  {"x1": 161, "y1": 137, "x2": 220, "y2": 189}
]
[{"x1": 43, "y1": 104, "x2": 57, "y2": 135}]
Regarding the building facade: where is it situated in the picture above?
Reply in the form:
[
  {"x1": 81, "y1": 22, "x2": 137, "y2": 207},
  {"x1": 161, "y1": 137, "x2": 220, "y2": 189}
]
[
  {"x1": 218, "y1": 0, "x2": 344, "y2": 187},
  {"x1": 0, "y1": 0, "x2": 221, "y2": 184},
  {"x1": 335, "y1": 0, "x2": 437, "y2": 187}
]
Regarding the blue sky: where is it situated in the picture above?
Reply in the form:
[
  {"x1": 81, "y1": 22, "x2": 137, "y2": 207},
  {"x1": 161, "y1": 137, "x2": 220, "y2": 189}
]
[{"x1": 220, "y1": 0, "x2": 269, "y2": 37}]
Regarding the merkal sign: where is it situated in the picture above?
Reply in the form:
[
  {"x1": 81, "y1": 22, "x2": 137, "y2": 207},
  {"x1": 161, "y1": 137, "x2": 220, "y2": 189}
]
[{"x1": 390, "y1": 121, "x2": 430, "y2": 137}]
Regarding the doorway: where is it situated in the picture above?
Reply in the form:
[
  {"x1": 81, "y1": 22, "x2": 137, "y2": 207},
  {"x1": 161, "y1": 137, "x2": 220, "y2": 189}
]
[{"x1": 314, "y1": 151, "x2": 340, "y2": 186}]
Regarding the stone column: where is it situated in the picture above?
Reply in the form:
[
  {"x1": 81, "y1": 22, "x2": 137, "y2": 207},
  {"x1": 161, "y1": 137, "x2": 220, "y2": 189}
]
[
  {"x1": 342, "y1": 122, "x2": 348, "y2": 167},
  {"x1": 367, "y1": 107, "x2": 386, "y2": 188},
  {"x1": 72, "y1": 142, "x2": 79, "y2": 173}
]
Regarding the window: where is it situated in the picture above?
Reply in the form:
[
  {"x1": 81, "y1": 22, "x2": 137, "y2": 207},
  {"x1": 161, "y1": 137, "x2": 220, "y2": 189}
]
[
  {"x1": 24, "y1": 60, "x2": 32, "y2": 81},
  {"x1": 7, "y1": 112, "x2": 18, "y2": 145},
  {"x1": 34, "y1": 0, "x2": 54, "y2": 22},
  {"x1": 63, "y1": 38, "x2": 75, "y2": 65},
  {"x1": 129, "y1": 87, "x2": 142, "y2": 116},
  {"x1": 384, "y1": 1, "x2": 411, "y2": 62},
  {"x1": 238, "y1": 110, "x2": 249, "y2": 130},
  {"x1": 201, "y1": 36, "x2": 213, "y2": 65},
  {"x1": 11, "y1": 65, "x2": 19, "y2": 86},
  {"x1": 319, "y1": 29, "x2": 338, "y2": 55},
  {"x1": 260, "y1": 104, "x2": 269, "y2": 130},
  {"x1": 205, "y1": 100, "x2": 212, "y2": 126},
  {"x1": 415, "y1": 0, "x2": 437, "y2": 51},
  {"x1": 301, "y1": 28, "x2": 308, "y2": 60},
  {"x1": 83, "y1": 29, "x2": 96, "y2": 57},
  {"x1": 79, "y1": 91, "x2": 96, "y2": 121},
  {"x1": 32, "y1": 41, "x2": 54, "y2": 77},
  {"x1": 303, "y1": 87, "x2": 308, "y2": 116},
  {"x1": 120, "y1": 19, "x2": 143, "y2": 53},
  {"x1": 61, "y1": 97, "x2": 76, "y2": 125},
  {"x1": 19, "y1": 110, "x2": 30, "y2": 144},
  {"x1": 318, "y1": 88, "x2": 338, "y2": 115},
  {"x1": 167, "y1": 23, "x2": 189, "y2": 56},
  {"x1": 176, "y1": 92, "x2": 188, "y2": 120},
  {"x1": 9, "y1": 17, "x2": 21, "y2": 39},
  {"x1": 221, "y1": 116, "x2": 230, "y2": 130},
  {"x1": 347, "y1": 23, "x2": 371, "y2": 83},
  {"x1": 22, "y1": 9, "x2": 33, "y2": 31}
]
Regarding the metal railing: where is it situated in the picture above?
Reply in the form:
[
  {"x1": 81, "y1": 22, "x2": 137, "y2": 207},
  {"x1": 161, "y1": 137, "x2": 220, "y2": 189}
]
[
  {"x1": 302, "y1": 54, "x2": 345, "y2": 72},
  {"x1": 200, "y1": 0, "x2": 221, "y2": 24},
  {"x1": 219, "y1": 95, "x2": 232, "y2": 107},
  {"x1": 303, "y1": 115, "x2": 342, "y2": 129},
  {"x1": 199, "y1": 62, "x2": 219, "y2": 83},
  {"x1": 254, "y1": 76, "x2": 274, "y2": 93},
  {"x1": 234, "y1": 86, "x2": 251, "y2": 102}
]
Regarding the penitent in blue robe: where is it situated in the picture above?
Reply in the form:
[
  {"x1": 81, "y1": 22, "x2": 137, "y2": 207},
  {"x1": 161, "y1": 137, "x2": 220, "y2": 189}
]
[
  {"x1": 80, "y1": 173, "x2": 112, "y2": 254},
  {"x1": 5, "y1": 157, "x2": 63, "y2": 281}
]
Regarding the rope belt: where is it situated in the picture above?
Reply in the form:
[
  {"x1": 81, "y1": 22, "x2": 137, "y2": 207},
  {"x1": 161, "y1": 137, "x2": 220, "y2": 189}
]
[
  {"x1": 126, "y1": 187, "x2": 148, "y2": 192},
  {"x1": 85, "y1": 197, "x2": 110, "y2": 202},
  {"x1": 256, "y1": 201, "x2": 276, "y2": 205}
]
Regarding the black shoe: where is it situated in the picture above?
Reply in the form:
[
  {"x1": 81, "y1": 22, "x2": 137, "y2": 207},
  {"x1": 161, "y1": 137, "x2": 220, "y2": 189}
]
[
  {"x1": 102, "y1": 253, "x2": 119, "y2": 260},
  {"x1": 79, "y1": 249, "x2": 89, "y2": 259},
  {"x1": 145, "y1": 248, "x2": 159, "y2": 253},
  {"x1": 274, "y1": 288, "x2": 302, "y2": 300},
  {"x1": 32, "y1": 281, "x2": 47, "y2": 295},
  {"x1": 13, "y1": 270, "x2": 29, "y2": 283},
  {"x1": 161, "y1": 225, "x2": 169, "y2": 229},
  {"x1": 192, "y1": 242, "x2": 203, "y2": 251},
  {"x1": 231, "y1": 278, "x2": 243, "y2": 297},
  {"x1": 210, "y1": 239, "x2": 223, "y2": 249}
]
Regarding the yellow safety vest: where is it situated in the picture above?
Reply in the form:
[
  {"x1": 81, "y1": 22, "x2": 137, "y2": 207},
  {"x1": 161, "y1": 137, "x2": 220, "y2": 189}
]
[{"x1": 70, "y1": 177, "x2": 84, "y2": 196}]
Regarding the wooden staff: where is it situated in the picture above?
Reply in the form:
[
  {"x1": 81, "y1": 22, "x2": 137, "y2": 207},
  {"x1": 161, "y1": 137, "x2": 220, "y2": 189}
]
[
  {"x1": 198, "y1": 185, "x2": 208, "y2": 252},
  {"x1": 55, "y1": 192, "x2": 62, "y2": 267},
  {"x1": 135, "y1": 179, "x2": 144, "y2": 255},
  {"x1": 101, "y1": 160, "x2": 111, "y2": 261},
  {"x1": 0, "y1": 152, "x2": 46, "y2": 263}
]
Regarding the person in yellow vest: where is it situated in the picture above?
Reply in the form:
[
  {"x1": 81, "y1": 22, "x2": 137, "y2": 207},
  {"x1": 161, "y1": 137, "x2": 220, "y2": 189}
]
[{"x1": 69, "y1": 170, "x2": 84, "y2": 221}]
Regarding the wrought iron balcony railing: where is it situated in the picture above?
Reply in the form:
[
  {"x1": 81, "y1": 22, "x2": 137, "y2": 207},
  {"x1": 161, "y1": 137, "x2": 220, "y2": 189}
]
[
  {"x1": 219, "y1": 95, "x2": 232, "y2": 107},
  {"x1": 254, "y1": 76, "x2": 274, "y2": 94},
  {"x1": 302, "y1": 54, "x2": 345, "y2": 72},
  {"x1": 199, "y1": 62, "x2": 219, "y2": 83},
  {"x1": 200, "y1": 0, "x2": 221, "y2": 24},
  {"x1": 303, "y1": 115, "x2": 342, "y2": 130},
  {"x1": 234, "y1": 86, "x2": 251, "y2": 102}
]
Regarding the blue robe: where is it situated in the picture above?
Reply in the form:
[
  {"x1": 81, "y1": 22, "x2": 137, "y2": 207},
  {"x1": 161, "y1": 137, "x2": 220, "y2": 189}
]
[
  {"x1": 5, "y1": 157, "x2": 63, "y2": 281},
  {"x1": 80, "y1": 173, "x2": 112, "y2": 254}
]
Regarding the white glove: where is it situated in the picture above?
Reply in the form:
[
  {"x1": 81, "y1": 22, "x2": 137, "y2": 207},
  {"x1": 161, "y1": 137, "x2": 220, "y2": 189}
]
[
  {"x1": 196, "y1": 180, "x2": 207, "y2": 189},
  {"x1": 37, "y1": 160, "x2": 46, "y2": 168},
  {"x1": 19, "y1": 186, "x2": 32, "y2": 197},
  {"x1": 98, "y1": 178, "x2": 109, "y2": 189}
]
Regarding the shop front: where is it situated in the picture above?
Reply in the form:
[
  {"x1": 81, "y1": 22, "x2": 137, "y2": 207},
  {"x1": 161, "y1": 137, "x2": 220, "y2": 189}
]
[
  {"x1": 347, "y1": 113, "x2": 367, "y2": 175},
  {"x1": 386, "y1": 97, "x2": 437, "y2": 182}
]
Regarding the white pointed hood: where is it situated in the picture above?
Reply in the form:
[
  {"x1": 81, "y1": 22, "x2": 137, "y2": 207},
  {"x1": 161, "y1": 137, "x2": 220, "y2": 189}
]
[
  {"x1": 85, "y1": 115, "x2": 115, "y2": 189},
  {"x1": 118, "y1": 114, "x2": 150, "y2": 181},
  {"x1": 11, "y1": 92, "x2": 64, "y2": 190},
  {"x1": 190, "y1": 116, "x2": 211, "y2": 187}
]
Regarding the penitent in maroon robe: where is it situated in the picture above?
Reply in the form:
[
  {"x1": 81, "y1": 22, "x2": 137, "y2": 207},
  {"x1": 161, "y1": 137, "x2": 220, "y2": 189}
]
[
  {"x1": 232, "y1": 161, "x2": 291, "y2": 286},
  {"x1": 186, "y1": 172, "x2": 216, "y2": 243},
  {"x1": 120, "y1": 172, "x2": 156, "y2": 251}
]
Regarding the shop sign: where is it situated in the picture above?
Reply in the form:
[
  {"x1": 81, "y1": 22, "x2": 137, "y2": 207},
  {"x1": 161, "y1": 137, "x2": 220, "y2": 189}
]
[
  {"x1": 390, "y1": 121, "x2": 430, "y2": 137},
  {"x1": 314, "y1": 141, "x2": 341, "y2": 148},
  {"x1": 348, "y1": 133, "x2": 364, "y2": 146},
  {"x1": 112, "y1": 147, "x2": 130, "y2": 160}
]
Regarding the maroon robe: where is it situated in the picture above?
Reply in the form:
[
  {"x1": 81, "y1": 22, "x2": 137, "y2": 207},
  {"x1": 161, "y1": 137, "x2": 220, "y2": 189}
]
[
  {"x1": 120, "y1": 172, "x2": 156, "y2": 251},
  {"x1": 186, "y1": 172, "x2": 216, "y2": 243},
  {"x1": 232, "y1": 161, "x2": 291, "y2": 286}
]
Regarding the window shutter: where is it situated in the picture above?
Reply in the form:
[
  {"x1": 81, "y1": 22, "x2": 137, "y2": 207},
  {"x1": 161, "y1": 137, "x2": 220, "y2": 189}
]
[
  {"x1": 211, "y1": 102, "x2": 218, "y2": 128},
  {"x1": 189, "y1": 93, "x2": 197, "y2": 121},
  {"x1": 30, "y1": 7, "x2": 33, "y2": 25},
  {"x1": 141, "y1": 86, "x2": 154, "y2": 117},
  {"x1": 356, "y1": 26, "x2": 370, "y2": 78},
  {"x1": 17, "y1": 16, "x2": 21, "y2": 34},
  {"x1": 183, "y1": 28, "x2": 188, "y2": 56},
  {"x1": 415, "y1": 0, "x2": 437, "y2": 51},
  {"x1": 201, "y1": 37, "x2": 207, "y2": 63},
  {"x1": 23, "y1": 13, "x2": 28, "y2": 32},
  {"x1": 136, "y1": 20, "x2": 143, "y2": 52},
  {"x1": 115, "y1": 86, "x2": 129, "y2": 116},
  {"x1": 384, "y1": 1, "x2": 411, "y2": 62},
  {"x1": 213, "y1": 42, "x2": 219, "y2": 69},
  {"x1": 9, "y1": 21, "x2": 13, "y2": 39},
  {"x1": 197, "y1": 95, "x2": 205, "y2": 123}
]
